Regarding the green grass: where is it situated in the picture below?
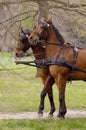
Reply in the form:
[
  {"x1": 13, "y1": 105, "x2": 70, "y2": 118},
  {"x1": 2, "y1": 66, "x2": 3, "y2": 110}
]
[
  {"x1": 0, "y1": 52, "x2": 86, "y2": 129},
  {"x1": 0, "y1": 118, "x2": 86, "y2": 130},
  {"x1": 0, "y1": 52, "x2": 86, "y2": 113}
]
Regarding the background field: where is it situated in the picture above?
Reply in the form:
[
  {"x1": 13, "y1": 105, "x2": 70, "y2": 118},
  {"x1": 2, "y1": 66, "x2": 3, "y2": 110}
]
[
  {"x1": 0, "y1": 52, "x2": 86, "y2": 130},
  {"x1": 0, "y1": 118, "x2": 86, "y2": 130},
  {"x1": 0, "y1": 52, "x2": 86, "y2": 113}
]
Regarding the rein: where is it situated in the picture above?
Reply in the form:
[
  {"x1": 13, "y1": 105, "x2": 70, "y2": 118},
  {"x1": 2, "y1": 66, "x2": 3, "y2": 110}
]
[
  {"x1": 38, "y1": 39, "x2": 64, "y2": 46},
  {"x1": 25, "y1": 51, "x2": 46, "y2": 57},
  {"x1": 46, "y1": 42, "x2": 64, "y2": 46},
  {"x1": 15, "y1": 60, "x2": 47, "y2": 68}
]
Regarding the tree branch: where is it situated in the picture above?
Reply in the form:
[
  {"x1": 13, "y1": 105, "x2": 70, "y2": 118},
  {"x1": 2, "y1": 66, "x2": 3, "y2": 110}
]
[
  {"x1": 0, "y1": 0, "x2": 86, "y2": 8},
  {"x1": 0, "y1": 10, "x2": 38, "y2": 24}
]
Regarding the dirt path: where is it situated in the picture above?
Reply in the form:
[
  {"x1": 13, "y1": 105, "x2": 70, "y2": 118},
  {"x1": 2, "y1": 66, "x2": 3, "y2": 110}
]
[{"x1": 0, "y1": 109, "x2": 86, "y2": 119}]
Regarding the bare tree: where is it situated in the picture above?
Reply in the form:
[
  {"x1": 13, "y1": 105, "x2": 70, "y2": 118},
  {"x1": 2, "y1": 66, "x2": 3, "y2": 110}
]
[
  {"x1": 0, "y1": 0, "x2": 86, "y2": 73},
  {"x1": 36, "y1": 1, "x2": 49, "y2": 21},
  {"x1": 0, "y1": 0, "x2": 86, "y2": 51}
]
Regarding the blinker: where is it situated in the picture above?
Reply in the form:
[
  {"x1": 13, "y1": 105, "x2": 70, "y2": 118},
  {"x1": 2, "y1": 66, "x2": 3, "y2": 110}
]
[
  {"x1": 44, "y1": 23, "x2": 49, "y2": 29},
  {"x1": 26, "y1": 35, "x2": 28, "y2": 37}
]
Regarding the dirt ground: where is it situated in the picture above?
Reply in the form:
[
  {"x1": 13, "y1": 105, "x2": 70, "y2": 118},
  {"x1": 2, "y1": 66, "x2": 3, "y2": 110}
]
[{"x1": 0, "y1": 109, "x2": 86, "y2": 119}]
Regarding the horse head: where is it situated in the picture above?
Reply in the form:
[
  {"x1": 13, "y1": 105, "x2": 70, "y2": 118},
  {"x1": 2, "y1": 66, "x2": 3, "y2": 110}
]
[
  {"x1": 28, "y1": 18, "x2": 52, "y2": 45},
  {"x1": 29, "y1": 17, "x2": 65, "y2": 46},
  {"x1": 15, "y1": 29, "x2": 31, "y2": 57}
]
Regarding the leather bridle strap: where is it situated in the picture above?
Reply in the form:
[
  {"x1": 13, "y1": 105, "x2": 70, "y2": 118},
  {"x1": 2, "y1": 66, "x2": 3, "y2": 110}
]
[
  {"x1": 47, "y1": 42, "x2": 64, "y2": 46},
  {"x1": 33, "y1": 31, "x2": 41, "y2": 38},
  {"x1": 16, "y1": 47, "x2": 23, "y2": 51}
]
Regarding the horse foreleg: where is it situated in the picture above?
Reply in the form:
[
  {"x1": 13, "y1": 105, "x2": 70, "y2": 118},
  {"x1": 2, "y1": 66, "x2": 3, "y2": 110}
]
[
  {"x1": 38, "y1": 77, "x2": 55, "y2": 116},
  {"x1": 38, "y1": 88, "x2": 46, "y2": 116},
  {"x1": 58, "y1": 91, "x2": 67, "y2": 118},
  {"x1": 48, "y1": 87, "x2": 55, "y2": 116},
  {"x1": 55, "y1": 75, "x2": 67, "y2": 119}
]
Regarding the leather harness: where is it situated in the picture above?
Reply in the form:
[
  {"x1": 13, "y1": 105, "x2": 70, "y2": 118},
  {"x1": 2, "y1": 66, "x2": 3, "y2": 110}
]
[{"x1": 35, "y1": 46, "x2": 86, "y2": 73}]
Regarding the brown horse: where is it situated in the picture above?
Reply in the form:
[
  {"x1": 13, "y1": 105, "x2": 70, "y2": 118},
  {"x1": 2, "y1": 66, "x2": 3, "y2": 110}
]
[
  {"x1": 15, "y1": 29, "x2": 55, "y2": 116},
  {"x1": 28, "y1": 18, "x2": 86, "y2": 118}
]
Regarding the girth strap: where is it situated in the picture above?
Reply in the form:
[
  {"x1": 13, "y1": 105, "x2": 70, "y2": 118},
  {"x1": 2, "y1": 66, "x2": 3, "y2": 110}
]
[
  {"x1": 72, "y1": 47, "x2": 78, "y2": 70},
  {"x1": 68, "y1": 46, "x2": 78, "y2": 82}
]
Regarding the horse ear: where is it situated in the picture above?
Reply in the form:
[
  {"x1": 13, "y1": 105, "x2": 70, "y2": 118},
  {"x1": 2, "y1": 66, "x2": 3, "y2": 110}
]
[
  {"x1": 46, "y1": 18, "x2": 52, "y2": 24},
  {"x1": 40, "y1": 17, "x2": 45, "y2": 22},
  {"x1": 21, "y1": 28, "x2": 26, "y2": 35}
]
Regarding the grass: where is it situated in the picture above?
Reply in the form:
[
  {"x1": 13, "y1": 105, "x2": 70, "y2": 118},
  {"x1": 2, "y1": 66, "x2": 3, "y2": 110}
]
[
  {"x1": 0, "y1": 52, "x2": 86, "y2": 129},
  {"x1": 0, "y1": 52, "x2": 86, "y2": 113},
  {"x1": 0, "y1": 118, "x2": 86, "y2": 130}
]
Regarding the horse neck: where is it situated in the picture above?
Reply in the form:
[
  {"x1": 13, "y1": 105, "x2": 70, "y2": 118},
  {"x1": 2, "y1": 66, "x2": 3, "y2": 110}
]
[
  {"x1": 46, "y1": 25, "x2": 62, "y2": 58},
  {"x1": 47, "y1": 25, "x2": 62, "y2": 45},
  {"x1": 31, "y1": 45, "x2": 46, "y2": 60}
]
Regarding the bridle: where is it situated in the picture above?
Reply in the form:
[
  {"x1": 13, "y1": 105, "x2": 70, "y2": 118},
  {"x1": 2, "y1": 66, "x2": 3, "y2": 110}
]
[
  {"x1": 16, "y1": 37, "x2": 46, "y2": 56},
  {"x1": 29, "y1": 21, "x2": 50, "y2": 43},
  {"x1": 16, "y1": 31, "x2": 31, "y2": 52},
  {"x1": 16, "y1": 39, "x2": 29, "y2": 52}
]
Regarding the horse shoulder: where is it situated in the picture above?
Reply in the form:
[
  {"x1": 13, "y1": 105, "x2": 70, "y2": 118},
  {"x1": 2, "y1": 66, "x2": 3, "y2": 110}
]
[{"x1": 49, "y1": 65, "x2": 69, "y2": 78}]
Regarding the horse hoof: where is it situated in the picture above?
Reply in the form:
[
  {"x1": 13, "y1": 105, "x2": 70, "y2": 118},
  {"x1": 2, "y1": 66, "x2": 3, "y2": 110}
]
[
  {"x1": 38, "y1": 112, "x2": 43, "y2": 117},
  {"x1": 57, "y1": 114, "x2": 65, "y2": 120},
  {"x1": 58, "y1": 116, "x2": 65, "y2": 120},
  {"x1": 48, "y1": 113, "x2": 53, "y2": 117}
]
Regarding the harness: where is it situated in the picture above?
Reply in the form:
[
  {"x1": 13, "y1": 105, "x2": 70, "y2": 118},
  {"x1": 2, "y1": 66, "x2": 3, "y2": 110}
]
[
  {"x1": 16, "y1": 44, "x2": 86, "y2": 74},
  {"x1": 34, "y1": 45, "x2": 86, "y2": 83},
  {"x1": 16, "y1": 43, "x2": 86, "y2": 83},
  {"x1": 35, "y1": 46, "x2": 78, "y2": 70}
]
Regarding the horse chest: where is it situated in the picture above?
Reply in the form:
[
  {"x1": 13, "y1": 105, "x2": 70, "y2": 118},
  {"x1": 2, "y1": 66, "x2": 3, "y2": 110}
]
[{"x1": 49, "y1": 65, "x2": 69, "y2": 78}]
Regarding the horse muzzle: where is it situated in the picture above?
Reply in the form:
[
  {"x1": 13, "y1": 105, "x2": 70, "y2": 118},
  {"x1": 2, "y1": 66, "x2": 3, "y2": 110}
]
[{"x1": 28, "y1": 37, "x2": 39, "y2": 46}]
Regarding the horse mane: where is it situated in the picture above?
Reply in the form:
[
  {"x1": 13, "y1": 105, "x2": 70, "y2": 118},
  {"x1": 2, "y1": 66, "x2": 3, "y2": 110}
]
[
  {"x1": 19, "y1": 29, "x2": 31, "y2": 42},
  {"x1": 24, "y1": 29, "x2": 31, "y2": 35},
  {"x1": 52, "y1": 23, "x2": 65, "y2": 44}
]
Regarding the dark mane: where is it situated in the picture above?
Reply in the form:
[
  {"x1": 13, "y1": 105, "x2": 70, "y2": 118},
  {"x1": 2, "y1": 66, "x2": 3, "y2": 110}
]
[
  {"x1": 19, "y1": 29, "x2": 31, "y2": 42},
  {"x1": 24, "y1": 29, "x2": 31, "y2": 35},
  {"x1": 52, "y1": 24, "x2": 65, "y2": 44}
]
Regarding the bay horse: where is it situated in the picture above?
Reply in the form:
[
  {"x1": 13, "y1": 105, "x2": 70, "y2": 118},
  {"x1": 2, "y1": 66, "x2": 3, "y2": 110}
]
[
  {"x1": 15, "y1": 29, "x2": 55, "y2": 116},
  {"x1": 28, "y1": 18, "x2": 86, "y2": 118}
]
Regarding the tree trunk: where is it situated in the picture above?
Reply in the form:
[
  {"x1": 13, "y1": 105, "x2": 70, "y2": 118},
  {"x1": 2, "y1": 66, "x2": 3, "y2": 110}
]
[{"x1": 37, "y1": 1, "x2": 49, "y2": 22}]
